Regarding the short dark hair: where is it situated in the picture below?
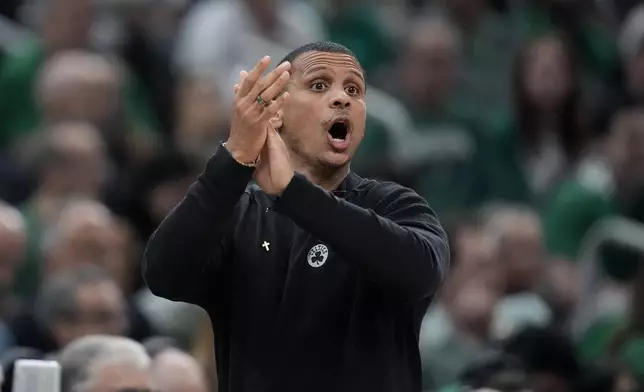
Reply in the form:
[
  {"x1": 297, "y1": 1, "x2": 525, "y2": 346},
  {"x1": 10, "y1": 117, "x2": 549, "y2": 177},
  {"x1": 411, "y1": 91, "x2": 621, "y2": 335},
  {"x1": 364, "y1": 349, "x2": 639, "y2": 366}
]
[
  {"x1": 278, "y1": 41, "x2": 359, "y2": 68},
  {"x1": 503, "y1": 326, "x2": 580, "y2": 380}
]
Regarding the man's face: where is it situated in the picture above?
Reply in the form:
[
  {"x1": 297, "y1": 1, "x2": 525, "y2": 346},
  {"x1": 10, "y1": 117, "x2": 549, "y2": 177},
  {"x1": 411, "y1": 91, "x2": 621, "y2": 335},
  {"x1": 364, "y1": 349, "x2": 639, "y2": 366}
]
[
  {"x1": 52, "y1": 281, "x2": 127, "y2": 347},
  {"x1": 48, "y1": 220, "x2": 121, "y2": 277},
  {"x1": 175, "y1": 78, "x2": 227, "y2": 160},
  {"x1": 56, "y1": 77, "x2": 121, "y2": 126},
  {"x1": 87, "y1": 362, "x2": 152, "y2": 392},
  {"x1": 47, "y1": 139, "x2": 108, "y2": 199},
  {"x1": 499, "y1": 218, "x2": 544, "y2": 292},
  {"x1": 279, "y1": 51, "x2": 367, "y2": 170},
  {"x1": 524, "y1": 37, "x2": 570, "y2": 111}
]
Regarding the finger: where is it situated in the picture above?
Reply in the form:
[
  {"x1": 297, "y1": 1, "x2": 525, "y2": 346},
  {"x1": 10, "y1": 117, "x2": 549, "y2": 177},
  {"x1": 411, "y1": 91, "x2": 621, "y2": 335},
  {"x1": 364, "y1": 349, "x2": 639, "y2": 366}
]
[
  {"x1": 257, "y1": 71, "x2": 290, "y2": 103},
  {"x1": 258, "y1": 137, "x2": 270, "y2": 165},
  {"x1": 265, "y1": 126, "x2": 277, "y2": 149},
  {"x1": 268, "y1": 126, "x2": 288, "y2": 155},
  {"x1": 234, "y1": 71, "x2": 247, "y2": 96},
  {"x1": 261, "y1": 91, "x2": 289, "y2": 119},
  {"x1": 245, "y1": 61, "x2": 291, "y2": 105},
  {"x1": 238, "y1": 56, "x2": 271, "y2": 97}
]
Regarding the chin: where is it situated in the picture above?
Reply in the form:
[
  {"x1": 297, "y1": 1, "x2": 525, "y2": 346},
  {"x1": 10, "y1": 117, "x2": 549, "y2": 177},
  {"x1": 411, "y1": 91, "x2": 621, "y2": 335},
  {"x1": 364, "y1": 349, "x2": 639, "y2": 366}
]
[{"x1": 320, "y1": 151, "x2": 351, "y2": 168}]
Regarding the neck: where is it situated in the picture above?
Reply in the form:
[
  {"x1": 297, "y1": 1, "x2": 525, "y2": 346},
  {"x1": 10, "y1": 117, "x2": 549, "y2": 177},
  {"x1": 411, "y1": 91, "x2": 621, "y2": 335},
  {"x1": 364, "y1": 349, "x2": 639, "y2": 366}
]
[{"x1": 289, "y1": 153, "x2": 350, "y2": 191}]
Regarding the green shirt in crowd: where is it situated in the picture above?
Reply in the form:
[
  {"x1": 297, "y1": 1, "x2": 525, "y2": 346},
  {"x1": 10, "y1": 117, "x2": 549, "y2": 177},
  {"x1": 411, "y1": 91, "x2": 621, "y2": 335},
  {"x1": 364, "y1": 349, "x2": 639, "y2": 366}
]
[
  {"x1": 544, "y1": 158, "x2": 644, "y2": 280},
  {"x1": 404, "y1": 104, "x2": 490, "y2": 215},
  {"x1": 0, "y1": 40, "x2": 159, "y2": 149}
]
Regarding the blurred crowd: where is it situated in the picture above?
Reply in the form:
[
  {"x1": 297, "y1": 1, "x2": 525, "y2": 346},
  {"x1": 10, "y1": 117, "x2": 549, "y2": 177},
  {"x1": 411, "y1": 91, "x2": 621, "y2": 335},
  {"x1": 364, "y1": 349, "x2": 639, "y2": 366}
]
[{"x1": 0, "y1": 0, "x2": 644, "y2": 391}]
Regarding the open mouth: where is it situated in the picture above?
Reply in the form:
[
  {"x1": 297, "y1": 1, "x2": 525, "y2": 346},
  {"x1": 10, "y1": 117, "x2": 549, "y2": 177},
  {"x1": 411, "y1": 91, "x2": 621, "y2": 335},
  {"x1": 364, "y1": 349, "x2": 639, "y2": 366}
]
[{"x1": 327, "y1": 118, "x2": 351, "y2": 141}]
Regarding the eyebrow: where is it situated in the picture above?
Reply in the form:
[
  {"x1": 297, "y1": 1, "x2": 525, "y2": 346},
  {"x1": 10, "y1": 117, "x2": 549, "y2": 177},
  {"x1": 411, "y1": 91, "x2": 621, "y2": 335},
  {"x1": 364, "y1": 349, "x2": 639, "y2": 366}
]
[{"x1": 302, "y1": 65, "x2": 365, "y2": 83}]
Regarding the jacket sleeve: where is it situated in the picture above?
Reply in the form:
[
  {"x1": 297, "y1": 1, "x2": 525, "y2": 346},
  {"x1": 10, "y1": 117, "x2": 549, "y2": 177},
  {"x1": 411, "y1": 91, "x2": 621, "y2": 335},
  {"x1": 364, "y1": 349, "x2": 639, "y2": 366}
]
[
  {"x1": 273, "y1": 174, "x2": 450, "y2": 300},
  {"x1": 142, "y1": 144, "x2": 253, "y2": 305}
]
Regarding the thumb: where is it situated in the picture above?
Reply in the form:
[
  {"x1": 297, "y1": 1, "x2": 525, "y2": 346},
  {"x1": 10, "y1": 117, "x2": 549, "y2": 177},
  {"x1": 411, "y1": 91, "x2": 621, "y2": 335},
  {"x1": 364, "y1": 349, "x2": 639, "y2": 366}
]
[
  {"x1": 268, "y1": 127, "x2": 288, "y2": 155},
  {"x1": 266, "y1": 127, "x2": 279, "y2": 151}
]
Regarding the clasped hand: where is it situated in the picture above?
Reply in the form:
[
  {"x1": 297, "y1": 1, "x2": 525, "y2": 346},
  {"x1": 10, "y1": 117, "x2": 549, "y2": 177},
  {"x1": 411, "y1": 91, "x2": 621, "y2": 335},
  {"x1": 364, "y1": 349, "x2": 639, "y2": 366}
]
[{"x1": 226, "y1": 56, "x2": 294, "y2": 196}]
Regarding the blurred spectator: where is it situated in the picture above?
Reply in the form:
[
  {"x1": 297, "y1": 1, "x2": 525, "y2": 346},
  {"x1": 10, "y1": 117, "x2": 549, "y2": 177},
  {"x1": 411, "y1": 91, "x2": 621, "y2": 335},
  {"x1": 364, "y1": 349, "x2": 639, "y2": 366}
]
[
  {"x1": 426, "y1": 0, "x2": 521, "y2": 118},
  {"x1": 33, "y1": 50, "x2": 158, "y2": 167},
  {"x1": 150, "y1": 347, "x2": 209, "y2": 392},
  {"x1": 420, "y1": 217, "x2": 499, "y2": 388},
  {"x1": 504, "y1": 326, "x2": 581, "y2": 392},
  {"x1": 125, "y1": 149, "x2": 199, "y2": 241},
  {"x1": 44, "y1": 201, "x2": 124, "y2": 280},
  {"x1": 58, "y1": 334, "x2": 152, "y2": 391},
  {"x1": 380, "y1": 16, "x2": 489, "y2": 214},
  {"x1": 422, "y1": 281, "x2": 499, "y2": 388},
  {"x1": 511, "y1": 0, "x2": 619, "y2": 83},
  {"x1": 617, "y1": 5, "x2": 644, "y2": 108},
  {"x1": 0, "y1": 0, "x2": 159, "y2": 150},
  {"x1": 421, "y1": 204, "x2": 558, "y2": 389},
  {"x1": 15, "y1": 129, "x2": 110, "y2": 300},
  {"x1": 544, "y1": 106, "x2": 644, "y2": 280},
  {"x1": 117, "y1": 0, "x2": 189, "y2": 135},
  {"x1": 481, "y1": 204, "x2": 553, "y2": 339},
  {"x1": 12, "y1": 266, "x2": 128, "y2": 353},
  {"x1": 174, "y1": 0, "x2": 325, "y2": 106},
  {"x1": 439, "y1": 215, "x2": 503, "y2": 302},
  {"x1": 317, "y1": 0, "x2": 395, "y2": 76},
  {"x1": 21, "y1": 200, "x2": 155, "y2": 344},
  {"x1": 482, "y1": 204, "x2": 544, "y2": 295},
  {"x1": 486, "y1": 33, "x2": 590, "y2": 205},
  {"x1": 173, "y1": 77, "x2": 229, "y2": 164}
]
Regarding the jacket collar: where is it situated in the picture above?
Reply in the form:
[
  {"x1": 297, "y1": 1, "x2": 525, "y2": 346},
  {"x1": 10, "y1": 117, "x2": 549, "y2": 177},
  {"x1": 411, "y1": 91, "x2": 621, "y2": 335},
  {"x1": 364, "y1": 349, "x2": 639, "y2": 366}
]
[{"x1": 332, "y1": 171, "x2": 362, "y2": 199}]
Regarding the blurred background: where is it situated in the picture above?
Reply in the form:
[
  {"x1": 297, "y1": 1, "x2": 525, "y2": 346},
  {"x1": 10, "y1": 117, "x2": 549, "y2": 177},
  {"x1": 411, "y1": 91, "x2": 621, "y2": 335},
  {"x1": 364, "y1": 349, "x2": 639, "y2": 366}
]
[{"x1": 0, "y1": 0, "x2": 644, "y2": 391}]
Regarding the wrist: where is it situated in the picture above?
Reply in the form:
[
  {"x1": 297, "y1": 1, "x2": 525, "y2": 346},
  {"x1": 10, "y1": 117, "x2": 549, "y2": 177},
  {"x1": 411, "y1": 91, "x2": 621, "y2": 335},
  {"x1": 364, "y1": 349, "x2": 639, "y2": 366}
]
[
  {"x1": 277, "y1": 170, "x2": 295, "y2": 195},
  {"x1": 222, "y1": 141, "x2": 257, "y2": 167}
]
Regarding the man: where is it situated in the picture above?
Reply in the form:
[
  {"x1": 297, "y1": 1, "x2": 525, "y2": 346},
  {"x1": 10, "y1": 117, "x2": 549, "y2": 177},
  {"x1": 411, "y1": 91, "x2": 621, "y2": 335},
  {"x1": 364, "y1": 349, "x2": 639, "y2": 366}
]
[
  {"x1": 13, "y1": 123, "x2": 109, "y2": 301},
  {"x1": 58, "y1": 334, "x2": 152, "y2": 392},
  {"x1": 143, "y1": 41, "x2": 449, "y2": 392},
  {"x1": 0, "y1": 0, "x2": 159, "y2": 149},
  {"x1": 150, "y1": 348, "x2": 209, "y2": 392},
  {"x1": 11, "y1": 266, "x2": 129, "y2": 354}
]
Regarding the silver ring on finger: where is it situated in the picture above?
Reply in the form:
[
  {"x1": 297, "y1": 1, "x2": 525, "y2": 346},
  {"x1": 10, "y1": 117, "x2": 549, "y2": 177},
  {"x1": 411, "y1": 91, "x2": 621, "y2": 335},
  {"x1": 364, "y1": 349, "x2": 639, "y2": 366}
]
[{"x1": 256, "y1": 94, "x2": 269, "y2": 107}]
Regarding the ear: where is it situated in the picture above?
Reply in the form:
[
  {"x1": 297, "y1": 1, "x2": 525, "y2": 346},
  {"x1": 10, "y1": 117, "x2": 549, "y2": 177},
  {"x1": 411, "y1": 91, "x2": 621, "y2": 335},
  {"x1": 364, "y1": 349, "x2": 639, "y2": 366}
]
[{"x1": 269, "y1": 108, "x2": 283, "y2": 130}]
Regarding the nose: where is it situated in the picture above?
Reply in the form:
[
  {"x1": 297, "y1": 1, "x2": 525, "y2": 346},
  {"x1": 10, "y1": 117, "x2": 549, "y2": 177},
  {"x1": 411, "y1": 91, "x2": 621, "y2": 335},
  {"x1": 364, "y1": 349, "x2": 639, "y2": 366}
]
[{"x1": 329, "y1": 90, "x2": 351, "y2": 109}]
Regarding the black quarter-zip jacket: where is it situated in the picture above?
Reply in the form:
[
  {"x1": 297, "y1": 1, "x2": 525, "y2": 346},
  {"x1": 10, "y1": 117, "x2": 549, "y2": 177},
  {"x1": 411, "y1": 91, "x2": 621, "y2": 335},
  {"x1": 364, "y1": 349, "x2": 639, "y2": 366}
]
[{"x1": 142, "y1": 145, "x2": 450, "y2": 392}]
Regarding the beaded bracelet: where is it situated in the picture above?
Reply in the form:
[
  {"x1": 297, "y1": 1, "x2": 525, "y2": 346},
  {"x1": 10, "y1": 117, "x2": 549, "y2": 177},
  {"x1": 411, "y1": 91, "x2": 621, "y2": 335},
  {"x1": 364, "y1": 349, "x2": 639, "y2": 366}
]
[{"x1": 222, "y1": 142, "x2": 258, "y2": 167}]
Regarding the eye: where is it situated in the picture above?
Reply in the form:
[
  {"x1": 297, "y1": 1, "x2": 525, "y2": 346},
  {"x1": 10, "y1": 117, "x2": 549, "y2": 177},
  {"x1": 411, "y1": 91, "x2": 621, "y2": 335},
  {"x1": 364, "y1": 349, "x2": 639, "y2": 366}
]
[
  {"x1": 311, "y1": 81, "x2": 328, "y2": 92},
  {"x1": 346, "y1": 85, "x2": 360, "y2": 96}
]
